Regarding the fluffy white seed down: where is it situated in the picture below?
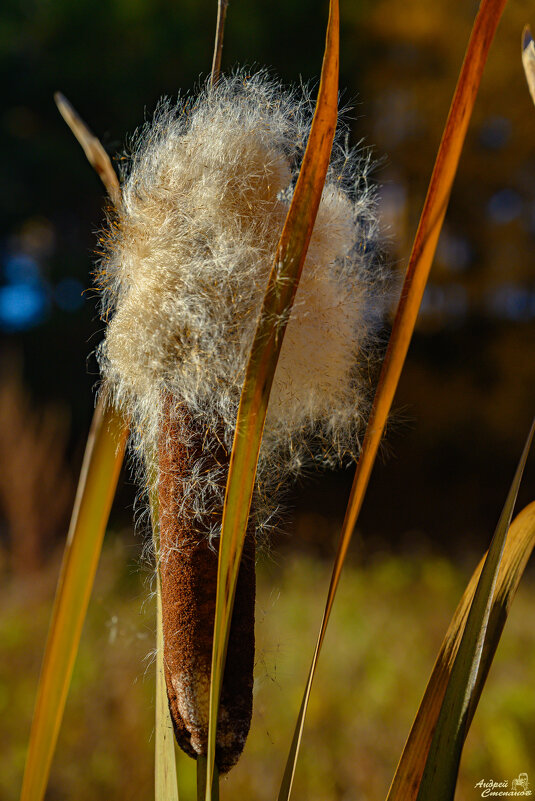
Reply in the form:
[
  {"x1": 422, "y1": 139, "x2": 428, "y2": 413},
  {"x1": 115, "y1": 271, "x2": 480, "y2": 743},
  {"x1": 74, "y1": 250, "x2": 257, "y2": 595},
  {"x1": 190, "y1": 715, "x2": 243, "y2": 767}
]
[{"x1": 97, "y1": 71, "x2": 388, "y2": 523}]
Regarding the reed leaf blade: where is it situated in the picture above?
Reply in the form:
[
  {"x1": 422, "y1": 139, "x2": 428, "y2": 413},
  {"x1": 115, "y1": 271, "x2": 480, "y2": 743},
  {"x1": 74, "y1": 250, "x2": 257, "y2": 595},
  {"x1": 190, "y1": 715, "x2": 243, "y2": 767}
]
[
  {"x1": 278, "y1": 1, "x2": 507, "y2": 798},
  {"x1": 155, "y1": 575, "x2": 180, "y2": 801},
  {"x1": 387, "y1": 499, "x2": 535, "y2": 801},
  {"x1": 414, "y1": 421, "x2": 534, "y2": 801},
  {"x1": 54, "y1": 92, "x2": 121, "y2": 205},
  {"x1": 19, "y1": 399, "x2": 127, "y2": 801},
  {"x1": 205, "y1": 1, "x2": 339, "y2": 797},
  {"x1": 150, "y1": 479, "x2": 180, "y2": 801}
]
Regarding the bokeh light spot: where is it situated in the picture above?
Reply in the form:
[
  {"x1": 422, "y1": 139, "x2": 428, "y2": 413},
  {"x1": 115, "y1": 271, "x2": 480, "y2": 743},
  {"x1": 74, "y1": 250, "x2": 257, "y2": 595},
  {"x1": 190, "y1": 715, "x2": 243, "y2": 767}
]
[{"x1": 0, "y1": 283, "x2": 49, "y2": 331}]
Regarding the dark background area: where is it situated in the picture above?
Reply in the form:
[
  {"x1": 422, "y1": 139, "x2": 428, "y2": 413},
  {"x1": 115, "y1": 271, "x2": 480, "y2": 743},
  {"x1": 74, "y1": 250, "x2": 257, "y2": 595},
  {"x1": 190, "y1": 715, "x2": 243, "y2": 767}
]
[{"x1": 1, "y1": 0, "x2": 535, "y2": 572}]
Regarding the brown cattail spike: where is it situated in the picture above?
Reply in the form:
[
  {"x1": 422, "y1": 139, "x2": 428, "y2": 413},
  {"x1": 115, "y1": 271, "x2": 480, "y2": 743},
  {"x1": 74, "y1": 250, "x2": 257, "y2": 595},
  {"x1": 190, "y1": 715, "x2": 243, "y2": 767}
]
[
  {"x1": 158, "y1": 395, "x2": 255, "y2": 773},
  {"x1": 95, "y1": 71, "x2": 388, "y2": 770}
]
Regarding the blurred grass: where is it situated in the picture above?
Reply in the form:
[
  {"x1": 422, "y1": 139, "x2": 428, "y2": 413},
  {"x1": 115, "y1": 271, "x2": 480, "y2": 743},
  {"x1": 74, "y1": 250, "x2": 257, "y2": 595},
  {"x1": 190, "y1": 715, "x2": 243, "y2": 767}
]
[{"x1": 2, "y1": 536, "x2": 534, "y2": 801}]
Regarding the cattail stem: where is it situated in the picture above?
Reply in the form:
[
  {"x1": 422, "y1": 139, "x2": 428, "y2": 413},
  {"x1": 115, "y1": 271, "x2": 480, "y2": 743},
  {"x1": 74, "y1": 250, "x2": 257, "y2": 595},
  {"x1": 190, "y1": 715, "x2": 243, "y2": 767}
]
[
  {"x1": 157, "y1": 394, "x2": 255, "y2": 773},
  {"x1": 210, "y1": 0, "x2": 229, "y2": 88}
]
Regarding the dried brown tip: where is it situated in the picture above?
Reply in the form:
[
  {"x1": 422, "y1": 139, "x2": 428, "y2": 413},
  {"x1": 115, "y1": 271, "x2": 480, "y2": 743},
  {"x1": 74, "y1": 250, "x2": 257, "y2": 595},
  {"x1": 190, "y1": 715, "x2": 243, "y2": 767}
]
[
  {"x1": 54, "y1": 92, "x2": 122, "y2": 207},
  {"x1": 158, "y1": 396, "x2": 255, "y2": 773}
]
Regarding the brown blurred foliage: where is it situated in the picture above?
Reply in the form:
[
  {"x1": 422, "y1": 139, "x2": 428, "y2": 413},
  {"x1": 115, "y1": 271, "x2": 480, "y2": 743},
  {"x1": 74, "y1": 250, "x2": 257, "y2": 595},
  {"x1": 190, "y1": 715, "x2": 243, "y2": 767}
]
[
  {"x1": 0, "y1": 358, "x2": 74, "y2": 573},
  {"x1": 340, "y1": 0, "x2": 535, "y2": 548},
  {"x1": 359, "y1": 0, "x2": 535, "y2": 272}
]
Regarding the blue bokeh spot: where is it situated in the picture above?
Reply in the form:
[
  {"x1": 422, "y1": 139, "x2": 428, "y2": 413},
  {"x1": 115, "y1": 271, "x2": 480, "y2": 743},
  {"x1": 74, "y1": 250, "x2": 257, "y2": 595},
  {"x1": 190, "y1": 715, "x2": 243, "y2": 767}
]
[{"x1": 0, "y1": 283, "x2": 49, "y2": 331}]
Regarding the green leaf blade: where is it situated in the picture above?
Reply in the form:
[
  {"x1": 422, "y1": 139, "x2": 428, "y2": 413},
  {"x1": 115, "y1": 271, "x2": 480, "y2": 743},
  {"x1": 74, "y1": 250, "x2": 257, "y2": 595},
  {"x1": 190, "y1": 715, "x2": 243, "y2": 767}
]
[
  {"x1": 278, "y1": 1, "x2": 508, "y2": 799},
  {"x1": 20, "y1": 399, "x2": 127, "y2": 801},
  {"x1": 388, "y1": 498, "x2": 535, "y2": 801},
  {"x1": 414, "y1": 420, "x2": 534, "y2": 801},
  {"x1": 204, "y1": 1, "x2": 340, "y2": 797},
  {"x1": 155, "y1": 576, "x2": 180, "y2": 801},
  {"x1": 150, "y1": 479, "x2": 180, "y2": 801}
]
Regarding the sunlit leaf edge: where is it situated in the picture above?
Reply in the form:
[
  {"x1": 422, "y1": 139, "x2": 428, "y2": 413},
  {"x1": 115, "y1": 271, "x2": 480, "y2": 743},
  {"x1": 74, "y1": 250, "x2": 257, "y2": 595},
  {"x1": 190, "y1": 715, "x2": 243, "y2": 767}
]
[
  {"x1": 205, "y1": 0, "x2": 340, "y2": 797},
  {"x1": 388, "y1": 496, "x2": 535, "y2": 801},
  {"x1": 277, "y1": 1, "x2": 508, "y2": 799}
]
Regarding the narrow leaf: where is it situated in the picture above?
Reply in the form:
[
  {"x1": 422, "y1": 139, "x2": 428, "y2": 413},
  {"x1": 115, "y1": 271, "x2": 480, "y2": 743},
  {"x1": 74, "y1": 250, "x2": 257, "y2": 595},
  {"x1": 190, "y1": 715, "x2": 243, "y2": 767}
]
[
  {"x1": 20, "y1": 399, "x2": 127, "y2": 801},
  {"x1": 278, "y1": 1, "x2": 507, "y2": 798},
  {"x1": 414, "y1": 420, "x2": 534, "y2": 801},
  {"x1": 155, "y1": 579, "x2": 180, "y2": 801},
  {"x1": 205, "y1": 1, "x2": 339, "y2": 797},
  {"x1": 54, "y1": 92, "x2": 121, "y2": 206},
  {"x1": 150, "y1": 481, "x2": 180, "y2": 801},
  {"x1": 388, "y1": 496, "x2": 535, "y2": 801},
  {"x1": 522, "y1": 25, "x2": 535, "y2": 106},
  {"x1": 197, "y1": 758, "x2": 219, "y2": 801},
  {"x1": 21, "y1": 102, "x2": 126, "y2": 801}
]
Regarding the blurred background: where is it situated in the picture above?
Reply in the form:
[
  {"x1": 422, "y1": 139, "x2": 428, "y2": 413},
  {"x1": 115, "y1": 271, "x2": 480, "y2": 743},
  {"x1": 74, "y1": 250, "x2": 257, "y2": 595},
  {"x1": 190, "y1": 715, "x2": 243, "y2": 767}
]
[{"x1": 1, "y1": 0, "x2": 535, "y2": 798}]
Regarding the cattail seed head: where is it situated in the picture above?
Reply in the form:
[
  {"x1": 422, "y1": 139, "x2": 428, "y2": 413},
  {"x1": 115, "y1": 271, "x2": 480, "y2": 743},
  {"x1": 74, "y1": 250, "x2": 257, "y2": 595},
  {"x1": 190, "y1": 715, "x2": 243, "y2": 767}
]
[
  {"x1": 96, "y1": 69, "x2": 389, "y2": 769},
  {"x1": 158, "y1": 396, "x2": 255, "y2": 772},
  {"x1": 98, "y1": 70, "x2": 388, "y2": 490}
]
